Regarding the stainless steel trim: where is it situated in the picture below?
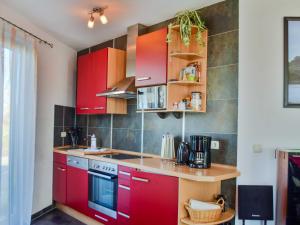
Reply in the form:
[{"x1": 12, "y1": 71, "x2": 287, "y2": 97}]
[
  {"x1": 132, "y1": 176, "x2": 149, "y2": 183},
  {"x1": 57, "y1": 167, "x2": 66, "y2": 172},
  {"x1": 118, "y1": 184, "x2": 130, "y2": 191},
  {"x1": 88, "y1": 201, "x2": 117, "y2": 219},
  {"x1": 94, "y1": 214, "x2": 108, "y2": 222},
  {"x1": 88, "y1": 171, "x2": 112, "y2": 180},
  {"x1": 80, "y1": 107, "x2": 90, "y2": 110},
  {"x1": 136, "y1": 77, "x2": 151, "y2": 81},
  {"x1": 118, "y1": 211, "x2": 130, "y2": 219},
  {"x1": 119, "y1": 171, "x2": 130, "y2": 176},
  {"x1": 94, "y1": 107, "x2": 104, "y2": 110},
  {"x1": 67, "y1": 156, "x2": 88, "y2": 170}
]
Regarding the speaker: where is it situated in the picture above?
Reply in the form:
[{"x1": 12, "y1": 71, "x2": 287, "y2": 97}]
[{"x1": 238, "y1": 185, "x2": 273, "y2": 221}]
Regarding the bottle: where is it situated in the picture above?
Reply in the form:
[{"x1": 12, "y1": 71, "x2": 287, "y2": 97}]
[{"x1": 91, "y1": 134, "x2": 97, "y2": 149}]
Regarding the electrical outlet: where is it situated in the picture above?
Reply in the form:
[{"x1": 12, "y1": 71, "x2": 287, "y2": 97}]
[
  {"x1": 61, "y1": 131, "x2": 67, "y2": 138},
  {"x1": 211, "y1": 140, "x2": 220, "y2": 150}
]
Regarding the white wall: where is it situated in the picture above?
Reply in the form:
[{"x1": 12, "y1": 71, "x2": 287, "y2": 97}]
[
  {"x1": 0, "y1": 3, "x2": 77, "y2": 214},
  {"x1": 238, "y1": 0, "x2": 300, "y2": 224}
]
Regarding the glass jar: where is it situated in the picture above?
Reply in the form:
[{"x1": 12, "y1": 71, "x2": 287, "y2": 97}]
[{"x1": 191, "y1": 92, "x2": 201, "y2": 111}]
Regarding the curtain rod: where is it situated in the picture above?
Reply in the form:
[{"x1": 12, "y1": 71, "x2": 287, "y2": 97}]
[{"x1": 0, "y1": 16, "x2": 54, "y2": 48}]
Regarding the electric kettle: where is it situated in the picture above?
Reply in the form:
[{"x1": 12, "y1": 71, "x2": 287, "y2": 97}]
[{"x1": 176, "y1": 142, "x2": 190, "y2": 165}]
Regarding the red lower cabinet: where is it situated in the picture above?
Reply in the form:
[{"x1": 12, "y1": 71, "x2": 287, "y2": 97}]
[
  {"x1": 66, "y1": 165, "x2": 89, "y2": 215},
  {"x1": 53, "y1": 162, "x2": 67, "y2": 204},
  {"x1": 89, "y1": 208, "x2": 116, "y2": 225},
  {"x1": 130, "y1": 171, "x2": 179, "y2": 225}
]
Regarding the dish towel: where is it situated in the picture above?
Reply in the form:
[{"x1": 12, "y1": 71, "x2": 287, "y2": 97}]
[
  {"x1": 189, "y1": 199, "x2": 221, "y2": 210},
  {"x1": 161, "y1": 134, "x2": 175, "y2": 159}
]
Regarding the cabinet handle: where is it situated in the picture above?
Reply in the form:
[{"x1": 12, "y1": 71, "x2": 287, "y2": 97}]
[
  {"x1": 136, "y1": 77, "x2": 151, "y2": 81},
  {"x1": 94, "y1": 107, "x2": 104, "y2": 110},
  {"x1": 132, "y1": 176, "x2": 149, "y2": 183},
  {"x1": 119, "y1": 184, "x2": 130, "y2": 191},
  {"x1": 57, "y1": 167, "x2": 66, "y2": 172},
  {"x1": 118, "y1": 211, "x2": 130, "y2": 219},
  {"x1": 119, "y1": 171, "x2": 130, "y2": 176},
  {"x1": 94, "y1": 214, "x2": 108, "y2": 222},
  {"x1": 80, "y1": 107, "x2": 90, "y2": 110}
]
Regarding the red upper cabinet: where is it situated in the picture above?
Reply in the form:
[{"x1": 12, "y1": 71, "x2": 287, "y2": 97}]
[
  {"x1": 76, "y1": 48, "x2": 127, "y2": 115},
  {"x1": 130, "y1": 170, "x2": 178, "y2": 225},
  {"x1": 136, "y1": 28, "x2": 168, "y2": 87},
  {"x1": 77, "y1": 53, "x2": 92, "y2": 114}
]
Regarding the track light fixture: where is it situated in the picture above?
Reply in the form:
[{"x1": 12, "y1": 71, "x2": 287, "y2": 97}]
[{"x1": 87, "y1": 6, "x2": 108, "y2": 28}]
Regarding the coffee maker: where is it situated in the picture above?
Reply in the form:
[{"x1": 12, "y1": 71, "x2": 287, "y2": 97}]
[{"x1": 189, "y1": 135, "x2": 211, "y2": 169}]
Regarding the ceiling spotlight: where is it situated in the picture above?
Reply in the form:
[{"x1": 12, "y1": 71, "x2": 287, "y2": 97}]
[
  {"x1": 88, "y1": 14, "x2": 94, "y2": 29},
  {"x1": 100, "y1": 12, "x2": 108, "y2": 24},
  {"x1": 87, "y1": 6, "x2": 108, "y2": 28}
]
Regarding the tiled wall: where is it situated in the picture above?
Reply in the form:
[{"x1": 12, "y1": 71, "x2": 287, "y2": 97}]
[
  {"x1": 53, "y1": 105, "x2": 75, "y2": 146},
  {"x1": 60, "y1": 0, "x2": 238, "y2": 211}
]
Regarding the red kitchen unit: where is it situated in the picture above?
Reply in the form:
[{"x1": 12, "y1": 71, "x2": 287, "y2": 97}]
[
  {"x1": 117, "y1": 165, "x2": 135, "y2": 225},
  {"x1": 136, "y1": 28, "x2": 168, "y2": 87},
  {"x1": 53, "y1": 153, "x2": 67, "y2": 204},
  {"x1": 66, "y1": 163, "x2": 89, "y2": 215},
  {"x1": 130, "y1": 170, "x2": 178, "y2": 225},
  {"x1": 88, "y1": 207, "x2": 116, "y2": 225},
  {"x1": 76, "y1": 47, "x2": 127, "y2": 115}
]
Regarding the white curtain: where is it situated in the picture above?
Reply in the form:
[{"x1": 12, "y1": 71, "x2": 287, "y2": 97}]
[{"x1": 0, "y1": 21, "x2": 37, "y2": 225}]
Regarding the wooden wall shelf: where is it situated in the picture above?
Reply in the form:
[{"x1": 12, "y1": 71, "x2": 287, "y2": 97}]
[
  {"x1": 136, "y1": 109, "x2": 205, "y2": 113},
  {"x1": 170, "y1": 52, "x2": 204, "y2": 61},
  {"x1": 168, "y1": 81, "x2": 204, "y2": 86},
  {"x1": 180, "y1": 209, "x2": 235, "y2": 225}
]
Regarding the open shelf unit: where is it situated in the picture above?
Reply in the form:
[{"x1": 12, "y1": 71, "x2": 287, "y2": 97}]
[
  {"x1": 180, "y1": 209, "x2": 235, "y2": 225},
  {"x1": 167, "y1": 26, "x2": 208, "y2": 113}
]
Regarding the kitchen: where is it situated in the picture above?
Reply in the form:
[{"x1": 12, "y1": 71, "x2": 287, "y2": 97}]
[{"x1": 1, "y1": 0, "x2": 299, "y2": 225}]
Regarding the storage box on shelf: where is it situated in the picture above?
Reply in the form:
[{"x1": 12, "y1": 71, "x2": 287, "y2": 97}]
[{"x1": 136, "y1": 25, "x2": 208, "y2": 113}]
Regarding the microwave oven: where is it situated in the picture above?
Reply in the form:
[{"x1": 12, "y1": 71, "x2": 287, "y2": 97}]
[{"x1": 137, "y1": 85, "x2": 167, "y2": 110}]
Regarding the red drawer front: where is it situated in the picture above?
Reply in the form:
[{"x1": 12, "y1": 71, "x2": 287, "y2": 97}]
[
  {"x1": 117, "y1": 180, "x2": 131, "y2": 215},
  {"x1": 88, "y1": 208, "x2": 116, "y2": 225},
  {"x1": 118, "y1": 165, "x2": 135, "y2": 181},
  {"x1": 53, "y1": 152, "x2": 67, "y2": 164},
  {"x1": 117, "y1": 212, "x2": 130, "y2": 225}
]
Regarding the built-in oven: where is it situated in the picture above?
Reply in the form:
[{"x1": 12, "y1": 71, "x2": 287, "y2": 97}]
[{"x1": 88, "y1": 160, "x2": 118, "y2": 219}]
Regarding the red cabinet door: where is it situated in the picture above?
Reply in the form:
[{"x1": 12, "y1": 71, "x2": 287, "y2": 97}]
[
  {"x1": 66, "y1": 166, "x2": 88, "y2": 215},
  {"x1": 136, "y1": 28, "x2": 168, "y2": 87},
  {"x1": 76, "y1": 49, "x2": 108, "y2": 115},
  {"x1": 88, "y1": 49, "x2": 107, "y2": 114},
  {"x1": 53, "y1": 162, "x2": 67, "y2": 204},
  {"x1": 130, "y1": 171, "x2": 178, "y2": 225},
  {"x1": 76, "y1": 53, "x2": 92, "y2": 114}
]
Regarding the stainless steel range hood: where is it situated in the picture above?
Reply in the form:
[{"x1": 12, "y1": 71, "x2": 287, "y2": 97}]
[{"x1": 96, "y1": 24, "x2": 146, "y2": 99}]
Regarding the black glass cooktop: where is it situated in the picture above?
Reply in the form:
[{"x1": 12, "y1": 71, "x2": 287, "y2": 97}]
[{"x1": 102, "y1": 154, "x2": 150, "y2": 160}]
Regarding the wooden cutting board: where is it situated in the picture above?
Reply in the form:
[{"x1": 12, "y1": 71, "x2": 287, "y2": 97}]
[{"x1": 67, "y1": 149, "x2": 114, "y2": 156}]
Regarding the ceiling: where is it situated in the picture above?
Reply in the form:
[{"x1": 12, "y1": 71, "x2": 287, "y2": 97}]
[{"x1": 2, "y1": 0, "x2": 223, "y2": 51}]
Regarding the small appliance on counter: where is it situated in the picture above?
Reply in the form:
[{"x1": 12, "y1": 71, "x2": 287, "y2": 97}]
[
  {"x1": 176, "y1": 142, "x2": 190, "y2": 165},
  {"x1": 137, "y1": 85, "x2": 167, "y2": 110},
  {"x1": 189, "y1": 135, "x2": 212, "y2": 169}
]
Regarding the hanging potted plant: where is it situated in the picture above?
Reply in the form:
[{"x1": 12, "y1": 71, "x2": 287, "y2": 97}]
[{"x1": 167, "y1": 10, "x2": 206, "y2": 47}]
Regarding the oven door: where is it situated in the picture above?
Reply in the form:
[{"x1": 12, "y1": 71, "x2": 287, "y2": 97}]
[{"x1": 88, "y1": 170, "x2": 118, "y2": 219}]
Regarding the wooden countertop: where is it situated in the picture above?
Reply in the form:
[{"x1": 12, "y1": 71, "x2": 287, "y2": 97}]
[{"x1": 54, "y1": 147, "x2": 240, "y2": 182}]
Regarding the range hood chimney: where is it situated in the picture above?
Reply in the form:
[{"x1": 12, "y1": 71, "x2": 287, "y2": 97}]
[{"x1": 96, "y1": 24, "x2": 146, "y2": 99}]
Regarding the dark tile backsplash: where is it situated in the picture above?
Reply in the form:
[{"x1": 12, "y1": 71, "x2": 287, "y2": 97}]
[
  {"x1": 53, "y1": 105, "x2": 76, "y2": 146},
  {"x1": 55, "y1": 0, "x2": 238, "y2": 212}
]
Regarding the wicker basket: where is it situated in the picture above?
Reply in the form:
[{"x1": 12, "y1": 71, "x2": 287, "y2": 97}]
[{"x1": 185, "y1": 198, "x2": 224, "y2": 223}]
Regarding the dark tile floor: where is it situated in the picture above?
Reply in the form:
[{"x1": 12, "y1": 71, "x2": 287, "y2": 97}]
[{"x1": 31, "y1": 209, "x2": 85, "y2": 225}]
